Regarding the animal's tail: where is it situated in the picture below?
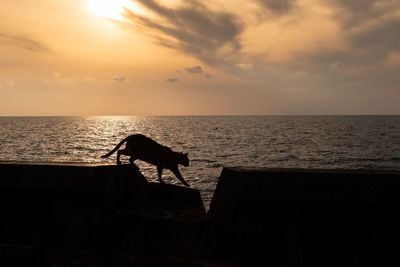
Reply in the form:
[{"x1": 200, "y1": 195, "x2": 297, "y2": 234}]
[{"x1": 101, "y1": 137, "x2": 128, "y2": 158}]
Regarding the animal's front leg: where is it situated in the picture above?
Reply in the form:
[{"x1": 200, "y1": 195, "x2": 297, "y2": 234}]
[
  {"x1": 171, "y1": 167, "x2": 190, "y2": 187},
  {"x1": 157, "y1": 166, "x2": 165, "y2": 184}
]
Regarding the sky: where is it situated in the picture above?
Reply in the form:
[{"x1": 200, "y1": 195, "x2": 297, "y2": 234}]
[{"x1": 0, "y1": 0, "x2": 399, "y2": 115}]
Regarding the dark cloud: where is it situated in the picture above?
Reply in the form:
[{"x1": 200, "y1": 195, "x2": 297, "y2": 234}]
[
  {"x1": 166, "y1": 78, "x2": 178, "y2": 82},
  {"x1": 351, "y1": 18, "x2": 400, "y2": 55},
  {"x1": 255, "y1": 0, "x2": 296, "y2": 15},
  {"x1": 328, "y1": 0, "x2": 397, "y2": 27},
  {"x1": 312, "y1": 18, "x2": 400, "y2": 69},
  {"x1": 0, "y1": 32, "x2": 49, "y2": 53},
  {"x1": 124, "y1": 0, "x2": 242, "y2": 64},
  {"x1": 184, "y1": 65, "x2": 203, "y2": 74},
  {"x1": 331, "y1": 0, "x2": 376, "y2": 13},
  {"x1": 296, "y1": 1, "x2": 400, "y2": 73},
  {"x1": 113, "y1": 77, "x2": 127, "y2": 82}
]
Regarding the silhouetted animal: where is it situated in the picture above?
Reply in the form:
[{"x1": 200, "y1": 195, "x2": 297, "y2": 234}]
[{"x1": 101, "y1": 134, "x2": 190, "y2": 187}]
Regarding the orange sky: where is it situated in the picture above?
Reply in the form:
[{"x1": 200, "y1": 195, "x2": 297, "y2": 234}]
[{"x1": 1, "y1": 0, "x2": 400, "y2": 115}]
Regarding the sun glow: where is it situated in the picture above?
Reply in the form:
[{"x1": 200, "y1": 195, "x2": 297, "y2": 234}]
[{"x1": 86, "y1": 0, "x2": 141, "y2": 20}]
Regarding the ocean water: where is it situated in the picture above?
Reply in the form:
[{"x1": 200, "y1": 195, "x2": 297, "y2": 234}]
[{"x1": 1, "y1": 115, "x2": 400, "y2": 207}]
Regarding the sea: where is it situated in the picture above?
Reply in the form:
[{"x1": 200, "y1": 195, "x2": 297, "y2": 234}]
[{"x1": 1, "y1": 115, "x2": 400, "y2": 208}]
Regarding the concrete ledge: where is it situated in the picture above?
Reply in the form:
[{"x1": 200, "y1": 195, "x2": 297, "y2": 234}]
[
  {"x1": 209, "y1": 167, "x2": 400, "y2": 266},
  {"x1": 0, "y1": 161, "x2": 205, "y2": 214},
  {"x1": 0, "y1": 161, "x2": 208, "y2": 255},
  {"x1": 4, "y1": 163, "x2": 400, "y2": 266}
]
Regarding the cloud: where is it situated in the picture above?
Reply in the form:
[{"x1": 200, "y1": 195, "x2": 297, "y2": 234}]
[
  {"x1": 334, "y1": 17, "x2": 400, "y2": 69},
  {"x1": 84, "y1": 76, "x2": 95, "y2": 81},
  {"x1": 350, "y1": 18, "x2": 400, "y2": 52},
  {"x1": 205, "y1": 73, "x2": 213, "y2": 79},
  {"x1": 166, "y1": 78, "x2": 178, "y2": 83},
  {"x1": 328, "y1": 0, "x2": 400, "y2": 28},
  {"x1": 0, "y1": 32, "x2": 49, "y2": 53},
  {"x1": 5, "y1": 80, "x2": 15, "y2": 87},
  {"x1": 52, "y1": 72, "x2": 61, "y2": 78},
  {"x1": 383, "y1": 51, "x2": 400, "y2": 68},
  {"x1": 184, "y1": 65, "x2": 203, "y2": 74},
  {"x1": 255, "y1": 0, "x2": 297, "y2": 15},
  {"x1": 236, "y1": 63, "x2": 253, "y2": 70},
  {"x1": 123, "y1": 0, "x2": 242, "y2": 64},
  {"x1": 113, "y1": 77, "x2": 127, "y2": 82},
  {"x1": 292, "y1": 2, "x2": 400, "y2": 75},
  {"x1": 329, "y1": 61, "x2": 346, "y2": 71}
]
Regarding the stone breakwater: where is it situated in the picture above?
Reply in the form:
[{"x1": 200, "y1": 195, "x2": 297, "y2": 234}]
[{"x1": 1, "y1": 162, "x2": 400, "y2": 266}]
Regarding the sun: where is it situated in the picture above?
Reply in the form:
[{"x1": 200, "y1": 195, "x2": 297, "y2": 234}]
[{"x1": 86, "y1": 0, "x2": 138, "y2": 20}]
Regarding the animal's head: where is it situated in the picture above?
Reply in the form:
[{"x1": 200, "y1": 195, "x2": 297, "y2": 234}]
[{"x1": 177, "y1": 152, "x2": 189, "y2": 167}]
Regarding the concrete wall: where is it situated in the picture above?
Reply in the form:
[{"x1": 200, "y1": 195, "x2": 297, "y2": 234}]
[
  {"x1": 0, "y1": 162, "x2": 209, "y2": 256},
  {"x1": 209, "y1": 167, "x2": 400, "y2": 266},
  {"x1": 3, "y1": 162, "x2": 400, "y2": 266}
]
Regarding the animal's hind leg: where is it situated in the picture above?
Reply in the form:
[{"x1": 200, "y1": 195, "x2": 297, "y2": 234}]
[
  {"x1": 157, "y1": 166, "x2": 165, "y2": 184},
  {"x1": 129, "y1": 156, "x2": 139, "y2": 170},
  {"x1": 116, "y1": 150, "x2": 122, "y2": 165},
  {"x1": 116, "y1": 149, "x2": 129, "y2": 165}
]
